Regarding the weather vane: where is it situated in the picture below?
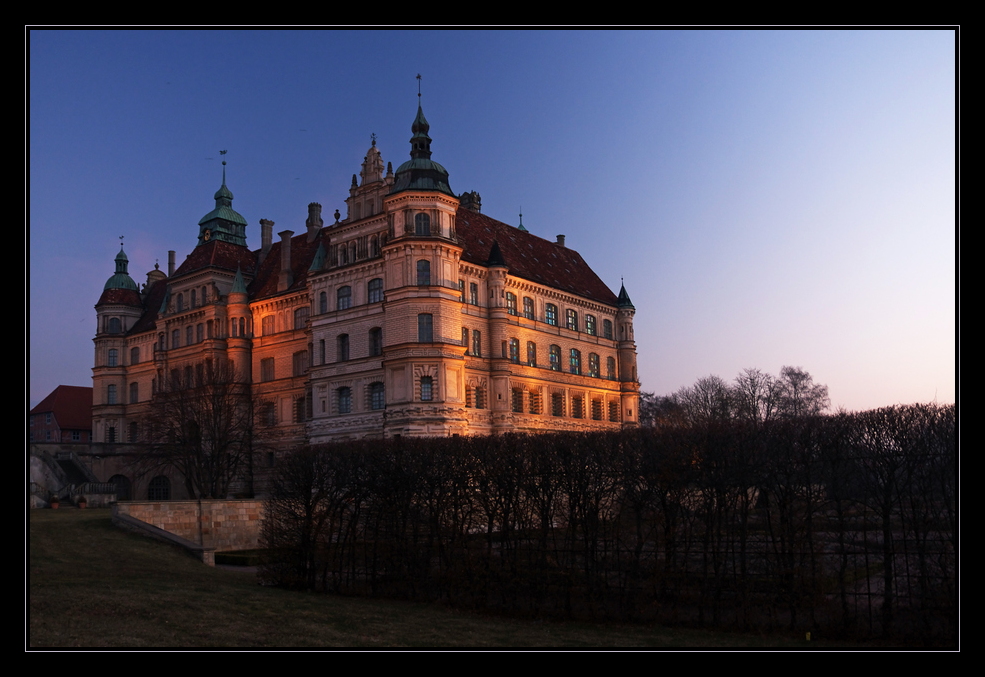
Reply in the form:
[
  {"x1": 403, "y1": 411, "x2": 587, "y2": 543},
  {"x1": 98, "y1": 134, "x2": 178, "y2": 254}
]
[
  {"x1": 416, "y1": 73, "x2": 422, "y2": 99},
  {"x1": 220, "y1": 149, "x2": 228, "y2": 166},
  {"x1": 119, "y1": 235, "x2": 124, "y2": 249},
  {"x1": 371, "y1": 132, "x2": 377, "y2": 146}
]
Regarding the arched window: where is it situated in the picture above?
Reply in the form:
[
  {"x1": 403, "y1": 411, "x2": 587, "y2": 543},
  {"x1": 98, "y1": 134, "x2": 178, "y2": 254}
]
[
  {"x1": 294, "y1": 307, "x2": 309, "y2": 329},
  {"x1": 369, "y1": 328, "x2": 383, "y2": 356},
  {"x1": 523, "y1": 297, "x2": 534, "y2": 319},
  {"x1": 545, "y1": 304, "x2": 558, "y2": 326},
  {"x1": 186, "y1": 326, "x2": 193, "y2": 346},
  {"x1": 418, "y1": 314, "x2": 433, "y2": 343},
  {"x1": 603, "y1": 319, "x2": 613, "y2": 340},
  {"x1": 337, "y1": 286, "x2": 352, "y2": 310},
  {"x1": 148, "y1": 476, "x2": 171, "y2": 501},
  {"x1": 108, "y1": 317, "x2": 122, "y2": 334},
  {"x1": 108, "y1": 349, "x2": 118, "y2": 367},
  {"x1": 368, "y1": 278, "x2": 383, "y2": 303},
  {"x1": 338, "y1": 387, "x2": 352, "y2": 414},
  {"x1": 569, "y1": 349, "x2": 581, "y2": 375},
  {"x1": 197, "y1": 323, "x2": 204, "y2": 343},
  {"x1": 262, "y1": 315, "x2": 274, "y2": 336},
  {"x1": 420, "y1": 376, "x2": 433, "y2": 401},
  {"x1": 337, "y1": 334, "x2": 349, "y2": 362},
  {"x1": 176, "y1": 294, "x2": 184, "y2": 312},
  {"x1": 369, "y1": 382, "x2": 385, "y2": 410},
  {"x1": 129, "y1": 382, "x2": 138, "y2": 404},
  {"x1": 417, "y1": 260, "x2": 431, "y2": 286},
  {"x1": 415, "y1": 212, "x2": 430, "y2": 236},
  {"x1": 239, "y1": 317, "x2": 246, "y2": 337},
  {"x1": 589, "y1": 353, "x2": 600, "y2": 378},
  {"x1": 131, "y1": 347, "x2": 140, "y2": 365},
  {"x1": 509, "y1": 338, "x2": 520, "y2": 364},
  {"x1": 369, "y1": 234, "x2": 379, "y2": 257},
  {"x1": 191, "y1": 289, "x2": 197, "y2": 308},
  {"x1": 109, "y1": 474, "x2": 131, "y2": 501},
  {"x1": 607, "y1": 356, "x2": 616, "y2": 380},
  {"x1": 506, "y1": 292, "x2": 517, "y2": 316},
  {"x1": 171, "y1": 329, "x2": 180, "y2": 348},
  {"x1": 319, "y1": 291, "x2": 328, "y2": 314},
  {"x1": 527, "y1": 341, "x2": 537, "y2": 367},
  {"x1": 348, "y1": 241, "x2": 356, "y2": 263},
  {"x1": 549, "y1": 345, "x2": 561, "y2": 371}
]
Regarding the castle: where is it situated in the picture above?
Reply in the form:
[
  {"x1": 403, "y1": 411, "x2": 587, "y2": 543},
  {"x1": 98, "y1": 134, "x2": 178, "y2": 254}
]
[{"x1": 92, "y1": 102, "x2": 639, "y2": 463}]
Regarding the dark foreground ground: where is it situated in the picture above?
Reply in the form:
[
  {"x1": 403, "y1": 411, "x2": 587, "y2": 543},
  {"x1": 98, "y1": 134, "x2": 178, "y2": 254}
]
[{"x1": 29, "y1": 509, "x2": 909, "y2": 648}]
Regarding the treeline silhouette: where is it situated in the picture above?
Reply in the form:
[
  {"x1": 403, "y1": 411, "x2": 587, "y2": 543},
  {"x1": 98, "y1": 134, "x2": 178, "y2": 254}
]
[{"x1": 259, "y1": 403, "x2": 954, "y2": 641}]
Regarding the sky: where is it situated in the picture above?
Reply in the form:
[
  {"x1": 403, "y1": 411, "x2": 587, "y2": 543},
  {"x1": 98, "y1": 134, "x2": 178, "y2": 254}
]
[{"x1": 28, "y1": 29, "x2": 956, "y2": 412}]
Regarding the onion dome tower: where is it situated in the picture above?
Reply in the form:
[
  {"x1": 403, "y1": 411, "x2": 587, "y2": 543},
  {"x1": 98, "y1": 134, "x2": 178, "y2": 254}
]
[{"x1": 197, "y1": 160, "x2": 248, "y2": 247}]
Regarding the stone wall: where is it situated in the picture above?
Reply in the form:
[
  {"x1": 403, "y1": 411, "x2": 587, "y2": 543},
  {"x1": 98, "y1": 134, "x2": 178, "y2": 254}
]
[{"x1": 115, "y1": 499, "x2": 264, "y2": 551}]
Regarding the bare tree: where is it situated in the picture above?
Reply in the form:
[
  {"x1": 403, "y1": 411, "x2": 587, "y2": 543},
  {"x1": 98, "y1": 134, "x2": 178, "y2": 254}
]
[
  {"x1": 731, "y1": 368, "x2": 781, "y2": 426},
  {"x1": 140, "y1": 358, "x2": 265, "y2": 499},
  {"x1": 776, "y1": 366, "x2": 830, "y2": 418},
  {"x1": 675, "y1": 375, "x2": 734, "y2": 425}
]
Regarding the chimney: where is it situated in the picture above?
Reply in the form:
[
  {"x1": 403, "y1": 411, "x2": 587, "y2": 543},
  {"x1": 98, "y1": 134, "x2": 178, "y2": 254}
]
[
  {"x1": 278, "y1": 230, "x2": 294, "y2": 291},
  {"x1": 258, "y1": 219, "x2": 274, "y2": 266},
  {"x1": 556, "y1": 234, "x2": 565, "y2": 247},
  {"x1": 306, "y1": 203, "x2": 323, "y2": 242},
  {"x1": 168, "y1": 250, "x2": 175, "y2": 276}
]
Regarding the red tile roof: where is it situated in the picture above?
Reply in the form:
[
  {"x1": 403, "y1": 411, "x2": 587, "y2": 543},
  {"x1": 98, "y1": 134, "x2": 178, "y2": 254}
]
[
  {"x1": 456, "y1": 209, "x2": 618, "y2": 306},
  {"x1": 30, "y1": 386, "x2": 93, "y2": 430},
  {"x1": 248, "y1": 230, "x2": 326, "y2": 300},
  {"x1": 172, "y1": 240, "x2": 257, "y2": 279},
  {"x1": 95, "y1": 287, "x2": 142, "y2": 307}
]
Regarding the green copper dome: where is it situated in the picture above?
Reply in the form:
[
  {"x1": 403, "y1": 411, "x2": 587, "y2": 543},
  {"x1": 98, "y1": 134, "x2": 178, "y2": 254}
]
[
  {"x1": 103, "y1": 247, "x2": 138, "y2": 291},
  {"x1": 197, "y1": 162, "x2": 248, "y2": 247},
  {"x1": 390, "y1": 104, "x2": 454, "y2": 197}
]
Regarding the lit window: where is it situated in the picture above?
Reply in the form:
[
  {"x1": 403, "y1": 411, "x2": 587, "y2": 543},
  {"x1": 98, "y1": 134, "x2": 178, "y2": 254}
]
[
  {"x1": 585, "y1": 315, "x2": 596, "y2": 336},
  {"x1": 506, "y1": 292, "x2": 517, "y2": 316},
  {"x1": 337, "y1": 286, "x2": 351, "y2": 310},
  {"x1": 417, "y1": 260, "x2": 431, "y2": 286},
  {"x1": 108, "y1": 349, "x2": 118, "y2": 367},
  {"x1": 569, "y1": 349, "x2": 581, "y2": 375},
  {"x1": 549, "y1": 345, "x2": 561, "y2": 371},
  {"x1": 527, "y1": 341, "x2": 536, "y2": 367},
  {"x1": 546, "y1": 304, "x2": 557, "y2": 326},
  {"x1": 368, "y1": 278, "x2": 383, "y2": 303},
  {"x1": 589, "y1": 353, "x2": 600, "y2": 378},
  {"x1": 523, "y1": 297, "x2": 534, "y2": 320},
  {"x1": 420, "y1": 376, "x2": 433, "y2": 401},
  {"x1": 566, "y1": 309, "x2": 578, "y2": 331},
  {"x1": 418, "y1": 314, "x2": 433, "y2": 343},
  {"x1": 509, "y1": 338, "x2": 520, "y2": 364}
]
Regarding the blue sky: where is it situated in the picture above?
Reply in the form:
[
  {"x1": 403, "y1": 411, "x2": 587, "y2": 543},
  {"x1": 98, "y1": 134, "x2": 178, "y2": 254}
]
[{"x1": 29, "y1": 29, "x2": 956, "y2": 411}]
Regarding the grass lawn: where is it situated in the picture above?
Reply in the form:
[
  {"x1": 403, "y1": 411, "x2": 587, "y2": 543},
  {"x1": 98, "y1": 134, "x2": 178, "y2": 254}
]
[{"x1": 30, "y1": 508, "x2": 860, "y2": 648}]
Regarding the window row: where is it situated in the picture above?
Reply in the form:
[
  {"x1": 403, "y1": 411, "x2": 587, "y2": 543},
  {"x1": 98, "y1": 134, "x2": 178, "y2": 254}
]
[
  {"x1": 105, "y1": 347, "x2": 144, "y2": 367},
  {"x1": 333, "y1": 233, "x2": 385, "y2": 267},
  {"x1": 317, "y1": 328, "x2": 383, "y2": 365},
  {"x1": 174, "y1": 286, "x2": 211, "y2": 313},
  {"x1": 158, "y1": 317, "x2": 251, "y2": 350},
  {"x1": 333, "y1": 382, "x2": 386, "y2": 414},
  {"x1": 508, "y1": 389, "x2": 621, "y2": 422},
  {"x1": 493, "y1": 339, "x2": 618, "y2": 379},
  {"x1": 318, "y1": 278, "x2": 383, "y2": 314}
]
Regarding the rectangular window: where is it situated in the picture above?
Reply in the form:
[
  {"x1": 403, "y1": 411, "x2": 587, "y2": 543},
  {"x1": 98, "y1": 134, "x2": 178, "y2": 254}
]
[
  {"x1": 462, "y1": 327, "x2": 469, "y2": 352},
  {"x1": 512, "y1": 388, "x2": 523, "y2": 413},
  {"x1": 470, "y1": 282, "x2": 479, "y2": 306},
  {"x1": 261, "y1": 357, "x2": 275, "y2": 382},
  {"x1": 72, "y1": 430, "x2": 81, "y2": 441},
  {"x1": 370, "y1": 382, "x2": 385, "y2": 410},
  {"x1": 472, "y1": 330, "x2": 481, "y2": 357},
  {"x1": 129, "y1": 382, "x2": 139, "y2": 404},
  {"x1": 551, "y1": 393, "x2": 564, "y2": 417},
  {"x1": 589, "y1": 353, "x2": 600, "y2": 378},
  {"x1": 418, "y1": 314, "x2": 433, "y2": 343},
  {"x1": 585, "y1": 315, "x2": 596, "y2": 336},
  {"x1": 420, "y1": 376, "x2": 433, "y2": 401},
  {"x1": 337, "y1": 334, "x2": 349, "y2": 362},
  {"x1": 186, "y1": 325, "x2": 194, "y2": 345},
  {"x1": 572, "y1": 396, "x2": 584, "y2": 419},
  {"x1": 108, "y1": 349, "x2": 118, "y2": 367},
  {"x1": 523, "y1": 297, "x2": 534, "y2": 320},
  {"x1": 130, "y1": 347, "x2": 140, "y2": 365},
  {"x1": 506, "y1": 292, "x2": 517, "y2": 316},
  {"x1": 607, "y1": 356, "x2": 616, "y2": 380},
  {"x1": 293, "y1": 350, "x2": 309, "y2": 376},
  {"x1": 417, "y1": 260, "x2": 431, "y2": 286},
  {"x1": 459, "y1": 279, "x2": 465, "y2": 302},
  {"x1": 609, "y1": 401, "x2": 620, "y2": 422},
  {"x1": 527, "y1": 341, "x2": 537, "y2": 367},
  {"x1": 107, "y1": 384, "x2": 117, "y2": 405},
  {"x1": 337, "y1": 286, "x2": 352, "y2": 310},
  {"x1": 549, "y1": 345, "x2": 561, "y2": 371},
  {"x1": 603, "y1": 319, "x2": 613, "y2": 340},
  {"x1": 294, "y1": 307, "x2": 310, "y2": 329},
  {"x1": 570, "y1": 349, "x2": 581, "y2": 375},
  {"x1": 509, "y1": 338, "x2": 520, "y2": 364}
]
